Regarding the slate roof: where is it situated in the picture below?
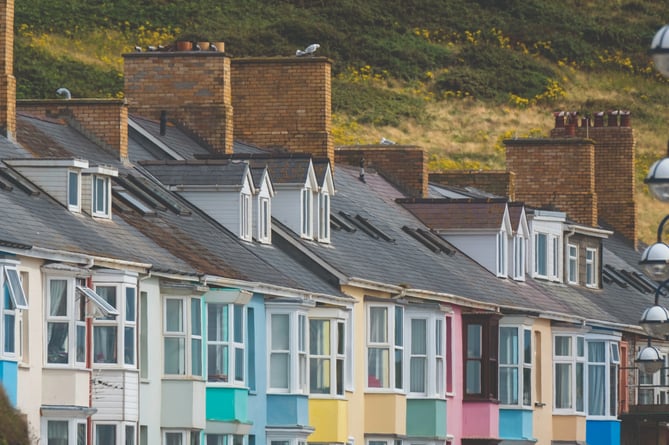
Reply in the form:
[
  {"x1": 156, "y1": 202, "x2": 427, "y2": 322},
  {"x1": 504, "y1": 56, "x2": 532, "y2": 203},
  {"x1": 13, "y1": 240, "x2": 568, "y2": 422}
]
[
  {"x1": 11, "y1": 112, "x2": 346, "y2": 299},
  {"x1": 140, "y1": 160, "x2": 250, "y2": 187},
  {"x1": 129, "y1": 115, "x2": 211, "y2": 161},
  {"x1": 398, "y1": 198, "x2": 508, "y2": 231}
]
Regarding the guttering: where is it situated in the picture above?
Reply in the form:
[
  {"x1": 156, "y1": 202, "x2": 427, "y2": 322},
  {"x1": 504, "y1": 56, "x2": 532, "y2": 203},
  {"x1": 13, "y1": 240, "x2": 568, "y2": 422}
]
[
  {"x1": 565, "y1": 223, "x2": 613, "y2": 239},
  {"x1": 0, "y1": 245, "x2": 151, "y2": 272},
  {"x1": 201, "y1": 274, "x2": 354, "y2": 305}
]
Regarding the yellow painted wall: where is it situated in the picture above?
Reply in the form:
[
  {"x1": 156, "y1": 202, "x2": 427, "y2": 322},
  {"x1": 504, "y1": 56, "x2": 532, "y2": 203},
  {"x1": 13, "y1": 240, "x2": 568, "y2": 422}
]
[
  {"x1": 553, "y1": 415, "x2": 587, "y2": 441},
  {"x1": 364, "y1": 393, "x2": 406, "y2": 435},
  {"x1": 532, "y1": 318, "x2": 554, "y2": 444},
  {"x1": 309, "y1": 398, "x2": 349, "y2": 443}
]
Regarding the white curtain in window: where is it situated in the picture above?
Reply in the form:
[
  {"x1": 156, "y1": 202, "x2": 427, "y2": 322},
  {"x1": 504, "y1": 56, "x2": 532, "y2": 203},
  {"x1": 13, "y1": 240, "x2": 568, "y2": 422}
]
[
  {"x1": 165, "y1": 300, "x2": 183, "y2": 332},
  {"x1": 48, "y1": 421, "x2": 68, "y2": 445},
  {"x1": 555, "y1": 363, "x2": 571, "y2": 408},
  {"x1": 588, "y1": 342, "x2": 606, "y2": 415},
  {"x1": 368, "y1": 348, "x2": 388, "y2": 387},
  {"x1": 369, "y1": 307, "x2": 387, "y2": 343},
  {"x1": 94, "y1": 326, "x2": 117, "y2": 363},
  {"x1": 164, "y1": 338, "x2": 185, "y2": 374}
]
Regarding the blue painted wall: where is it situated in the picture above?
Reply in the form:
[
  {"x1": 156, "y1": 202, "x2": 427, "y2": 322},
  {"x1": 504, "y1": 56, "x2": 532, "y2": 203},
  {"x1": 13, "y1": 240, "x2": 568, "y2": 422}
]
[
  {"x1": 206, "y1": 387, "x2": 249, "y2": 422},
  {"x1": 267, "y1": 394, "x2": 309, "y2": 426},
  {"x1": 0, "y1": 359, "x2": 18, "y2": 406},
  {"x1": 586, "y1": 419, "x2": 620, "y2": 445},
  {"x1": 499, "y1": 408, "x2": 533, "y2": 440},
  {"x1": 406, "y1": 399, "x2": 447, "y2": 438}
]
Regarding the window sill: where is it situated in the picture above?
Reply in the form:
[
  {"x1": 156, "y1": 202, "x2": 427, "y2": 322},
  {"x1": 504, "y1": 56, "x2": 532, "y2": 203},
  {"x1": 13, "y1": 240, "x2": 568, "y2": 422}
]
[{"x1": 308, "y1": 394, "x2": 347, "y2": 400}]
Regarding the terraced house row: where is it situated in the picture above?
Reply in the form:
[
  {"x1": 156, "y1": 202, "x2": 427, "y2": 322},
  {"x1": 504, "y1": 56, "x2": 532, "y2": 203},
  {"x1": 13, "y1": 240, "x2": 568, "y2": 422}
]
[{"x1": 0, "y1": 2, "x2": 665, "y2": 445}]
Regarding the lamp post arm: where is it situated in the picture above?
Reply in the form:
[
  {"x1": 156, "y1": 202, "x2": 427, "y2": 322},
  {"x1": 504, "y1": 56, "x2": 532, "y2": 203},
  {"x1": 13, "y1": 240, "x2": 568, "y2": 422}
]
[{"x1": 657, "y1": 214, "x2": 669, "y2": 243}]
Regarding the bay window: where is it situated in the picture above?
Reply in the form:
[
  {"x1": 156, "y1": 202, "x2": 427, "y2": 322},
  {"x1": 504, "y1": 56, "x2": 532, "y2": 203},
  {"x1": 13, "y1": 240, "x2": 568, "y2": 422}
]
[
  {"x1": 586, "y1": 337, "x2": 620, "y2": 418},
  {"x1": 406, "y1": 309, "x2": 446, "y2": 397},
  {"x1": 46, "y1": 276, "x2": 118, "y2": 366},
  {"x1": 207, "y1": 303, "x2": 245, "y2": 384},
  {"x1": 92, "y1": 279, "x2": 137, "y2": 366},
  {"x1": 267, "y1": 304, "x2": 310, "y2": 393},
  {"x1": 499, "y1": 324, "x2": 532, "y2": 407},
  {"x1": 463, "y1": 314, "x2": 499, "y2": 399},
  {"x1": 163, "y1": 297, "x2": 203, "y2": 376},
  {"x1": 366, "y1": 303, "x2": 403, "y2": 390},
  {"x1": 2, "y1": 263, "x2": 28, "y2": 357},
  {"x1": 553, "y1": 334, "x2": 585, "y2": 412},
  {"x1": 207, "y1": 434, "x2": 244, "y2": 445},
  {"x1": 309, "y1": 308, "x2": 347, "y2": 396},
  {"x1": 44, "y1": 419, "x2": 86, "y2": 445}
]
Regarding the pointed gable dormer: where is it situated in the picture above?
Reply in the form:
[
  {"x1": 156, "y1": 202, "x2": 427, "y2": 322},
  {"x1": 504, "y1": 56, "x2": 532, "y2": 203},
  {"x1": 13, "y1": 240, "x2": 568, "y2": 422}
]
[
  {"x1": 140, "y1": 160, "x2": 258, "y2": 241},
  {"x1": 250, "y1": 166, "x2": 275, "y2": 244},
  {"x1": 508, "y1": 203, "x2": 529, "y2": 281},
  {"x1": 313, "y1": 159, "x2": 335, "y2": 243},
  {"x1": 259, "y1": 156, "x2": 319, "y2": 240}
]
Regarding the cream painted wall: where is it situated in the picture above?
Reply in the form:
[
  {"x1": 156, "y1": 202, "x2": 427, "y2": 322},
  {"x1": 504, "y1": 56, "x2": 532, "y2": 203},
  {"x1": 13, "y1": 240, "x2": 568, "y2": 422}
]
[
  {"x1": 532, "y1": 318, "x2": 554, "y2": 445},
  {"x1": 16, "y1": 255, "x2": 45, "y2": 443},
  {"x1": 343, "y1": 284, "x2": 366, "y2": 445}
]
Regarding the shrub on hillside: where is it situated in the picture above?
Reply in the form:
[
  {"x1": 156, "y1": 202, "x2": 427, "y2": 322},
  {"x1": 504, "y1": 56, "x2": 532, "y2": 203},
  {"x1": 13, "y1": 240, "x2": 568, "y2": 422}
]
[{"x1": 0, "y1": 386, "x2": 29, "y2": 445}]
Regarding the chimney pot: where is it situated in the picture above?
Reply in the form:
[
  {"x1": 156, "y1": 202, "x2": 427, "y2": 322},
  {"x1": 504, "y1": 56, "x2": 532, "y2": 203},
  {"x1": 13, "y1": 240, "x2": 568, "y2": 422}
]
[{"x1": 594, "y1": 112, "x2": 604, "y2": 127}]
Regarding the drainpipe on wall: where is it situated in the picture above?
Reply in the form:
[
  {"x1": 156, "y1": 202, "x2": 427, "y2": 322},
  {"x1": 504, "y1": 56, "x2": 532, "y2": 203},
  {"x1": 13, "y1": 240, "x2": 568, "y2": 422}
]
[{"x1": 86, "y1": 276, "x2": 94, "y2": 445}]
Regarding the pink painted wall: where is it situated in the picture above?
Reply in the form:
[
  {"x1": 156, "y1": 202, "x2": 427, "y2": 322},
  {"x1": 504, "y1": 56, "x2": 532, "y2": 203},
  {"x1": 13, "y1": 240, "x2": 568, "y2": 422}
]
[{"x1": 462, "y1": 400, "x2": 499, "y2": 438}]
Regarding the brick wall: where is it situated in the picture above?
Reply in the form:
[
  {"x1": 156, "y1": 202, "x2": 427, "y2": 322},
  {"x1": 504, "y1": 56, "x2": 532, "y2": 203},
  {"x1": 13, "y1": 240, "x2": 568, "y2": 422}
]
[
  {"x1": 123, "y1": 52, "x2": 233, "y2": 154},
  {"x1": 17, "y1": 99, "x2": 128, "y2": 161},
  {"x1": 505, "y1": 138, "x2": 598, "y2": 226},
  {"x1": 429, "y1": 170, "x2": 516, "y2": 200},
  {"x1": 231, "y1": 57, "x2": 333, "y2": 166},
  {"x1": 0, "y1": 0, "x2": 15, "y2": 140},
  {"x1": 550, "y1": 111, "x2": 636, "y2": 242},
  {"x1": 335, "y1": 145, "x2": 427, "y2": 197}
]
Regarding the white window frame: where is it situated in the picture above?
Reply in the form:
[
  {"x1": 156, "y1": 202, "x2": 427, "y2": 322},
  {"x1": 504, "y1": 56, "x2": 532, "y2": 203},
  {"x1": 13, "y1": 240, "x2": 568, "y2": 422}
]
[
  {"x1": 499, "y1": 324, "x2": 532, "y2": 407},
  {"x1": 512, "y1": 235, "x2": 525, "y2": 281},
  {"x1": 42, "y1": 418, "x2": 87, "y2": 445},
  {"x1": 534, "y1": 232, "x2": 561, "y2": 281},
  {"x1": 206, "y1": 434, "x2": 245, "y2": 445},
  {"x1": 258, "y1": 197, "x2": 271, "y2": 244},
  {"x1": 637, "y1": 348, "x2": 667, "y2": 405},
  {"x1": 45, "y1": 277, "x2": 88, "y2": 367},
  {"x1": 567, "y1": 244, "x2": 578, "y2": 284},
  {"x1": 68, "y1": 170, "x2": 81, "y2": 212},
  {"x1": 405, "y1": 308, "x2": 446, "y2": 398},
  {"x1": 496, "y1": 231, "x2": 507, "y2": 278},
  {"x1": 163, "y1": 296, "x2": 203, "y2": 377},
  {"x1": 585, "y1": 248, "x2": 597, "y2": 288},
  {"x1": 553, "y1": 333, "x2": 585, "y2": 414},
  {"x1": 266, "y1": 305, "x2": 309, "y2": 394},
  {"x1": 585, "y1": 336, "x2": 620, "y2": 419},
  {"x1": 318, "y1": 192, "x2": 330, "y2": 243},
  {"x1": 206, "y1": 302, "x2": 245, "y2": 385},
  {"x1": 300, "y1": 187, "x2": 313, "y2": 239},
  {"x1": 266, "y1": 432, "x2": 310, "y2": 445},
  {"x1": 92, "y1": 174, "x2": 111, "y2": 218},
  {"x1": 1, "y1": 262, "x2": 28, "y2": 359},
  {"x1": 92, "y1": 279, "x2": 137, "y2": 367},
  {"x1": 308, "y1": 308, "x2": 348, "y2": 397},
  {"x1": 366, "y1": 303, "x2": 404, "y2": 391},
  {"x1": 240, "y1": 192, "x2": 252, "y2": 241},
  {"x1": 164, "y1": 430, "x2": 200, "y2": 445}
]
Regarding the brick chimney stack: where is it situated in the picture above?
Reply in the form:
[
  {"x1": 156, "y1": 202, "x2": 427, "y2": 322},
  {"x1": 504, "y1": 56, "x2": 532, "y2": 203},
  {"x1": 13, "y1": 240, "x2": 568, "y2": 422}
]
[
  {"x1": 0, "y1": 0, "x2": 15, "y2": 141},
  {"x1": 231, "y1": 57, "x2": 333, "y2": 167},
  {"x1": 123, "y1": 51, "x2": 233, "y2": 154},
  {"x1": 506, "y1": 110, "x2": 636, "y2": 244}
]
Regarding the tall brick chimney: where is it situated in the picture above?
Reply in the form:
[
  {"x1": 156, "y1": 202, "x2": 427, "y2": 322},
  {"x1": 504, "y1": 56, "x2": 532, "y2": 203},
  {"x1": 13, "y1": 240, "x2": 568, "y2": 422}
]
[
  {"x1": 231, "y1": 57, "x2": 333, "y2": 167},
  {"x1": 17, "y1": 99, "x2": 129, "y2": 162},
  {"x1": 506, "y1": 110, "x2": 636, "y2": 244},
  {"x1": 123, "y1": 52, "x2": 233, "y2": 154},
  {"x1": 0, "y1": 0, "x2": 15, "y2": 141}
]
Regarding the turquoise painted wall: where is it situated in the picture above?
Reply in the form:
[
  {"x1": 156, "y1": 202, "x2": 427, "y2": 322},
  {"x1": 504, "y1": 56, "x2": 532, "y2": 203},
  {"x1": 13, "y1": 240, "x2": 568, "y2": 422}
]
[
  {"x1": 406, "y1": 399, "x2": 447, "y2": 438},
  {"x1": 499, "y1": 408, "x2": 533, "y2": 440},
  {"x1": 0, "y1": 359, "x2": 17, "y2": 406},
  {"x1": 267, "y1": 394, "x2": 309, "y2": 426},
  {"x1": 586, "y1": 419, "x2": 620, "y2": 445},
  {"x1": 206, "y1": 387, "x2": 249, "y2": 422}
]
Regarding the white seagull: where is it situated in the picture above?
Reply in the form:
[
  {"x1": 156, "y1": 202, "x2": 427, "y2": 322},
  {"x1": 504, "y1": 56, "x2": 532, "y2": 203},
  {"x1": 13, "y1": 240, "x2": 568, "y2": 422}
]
[{"x1": 296, "y1": 43, "x2": 320, "y2": 57}]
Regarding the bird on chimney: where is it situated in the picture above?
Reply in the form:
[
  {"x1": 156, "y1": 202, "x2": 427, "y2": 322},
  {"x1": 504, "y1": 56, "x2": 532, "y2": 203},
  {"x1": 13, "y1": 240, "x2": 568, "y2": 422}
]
[
  {"x1": 296, "y1": 43, "x2": 320, "y2": 56},
  {"x1": 147, "y1": 45, "x2": 157, "y2": 51},
  {"x1": 134, "y1": 46, "x2": 142, "y2": 52},
  {"x1": 209, "y1": 43, "x2": 218, "y2": 51},
  {"x1": 380, "y1": 137, "x2": 396, "y2": 145}
]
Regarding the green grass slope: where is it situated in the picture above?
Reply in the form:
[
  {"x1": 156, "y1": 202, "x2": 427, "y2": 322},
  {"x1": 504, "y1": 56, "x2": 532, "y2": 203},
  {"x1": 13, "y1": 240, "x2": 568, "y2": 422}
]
[{"x1": 14, "y1": 0, "x2": 669, "y2": 242}]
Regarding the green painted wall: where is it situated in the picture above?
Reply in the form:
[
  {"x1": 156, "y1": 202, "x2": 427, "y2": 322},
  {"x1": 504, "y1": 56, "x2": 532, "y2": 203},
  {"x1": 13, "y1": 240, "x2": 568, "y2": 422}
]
[
  {"x1": 206, "y1": 387, "x2": 249, "y2": 422},
  {"x1": 406, "y1": 399, "x2": 447, "y2": 438}
]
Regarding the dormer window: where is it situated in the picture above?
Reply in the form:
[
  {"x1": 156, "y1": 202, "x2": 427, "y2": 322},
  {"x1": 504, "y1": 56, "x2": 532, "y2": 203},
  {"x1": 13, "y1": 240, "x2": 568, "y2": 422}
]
[
  {"x1": 585, "y1": 248, "x2": 597, "y2": 288},
  {"x1": 259, "y1": 197, "x2": 271, "y2": 243},
  {"x1": 68, "y1": 170, "x2": 81, "y2": 212},
  {"x1": 240, "y1": 192, "x2": 252, "y2": 241},
  {"x1": 92, "y1": 175, "x2": 110, "y2": 218},
  {"x1": 512, "y1": 235, "x2": 525, "y2": 280},
  {"x1": 534, "y1": 232, "x2": 560, "y2": 281},
  {"x1": 567, "y1": 244, "x2": 578, "y2": 284},
  {"x1": 496, "y1": 231, "x2": 507, "y2": 277},
  {"x1": 318, "y1": 192, "x2": 330, "y2": 242},
  {"x1": 301, "y1": 188, "x2": 313, "y2": 239}
]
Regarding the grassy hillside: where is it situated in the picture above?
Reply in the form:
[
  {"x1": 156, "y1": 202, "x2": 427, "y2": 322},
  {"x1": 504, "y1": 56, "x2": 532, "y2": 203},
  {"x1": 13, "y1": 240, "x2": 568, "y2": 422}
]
[{"x1": 14, "y1": 0, "x2": 669, "y2": 243}]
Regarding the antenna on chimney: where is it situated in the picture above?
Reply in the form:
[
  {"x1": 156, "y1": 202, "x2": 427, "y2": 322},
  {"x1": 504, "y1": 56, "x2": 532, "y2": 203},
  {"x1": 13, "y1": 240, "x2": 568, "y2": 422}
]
[{"x1": 160, "y1": 111, "x2": 167, "y2": 136}]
